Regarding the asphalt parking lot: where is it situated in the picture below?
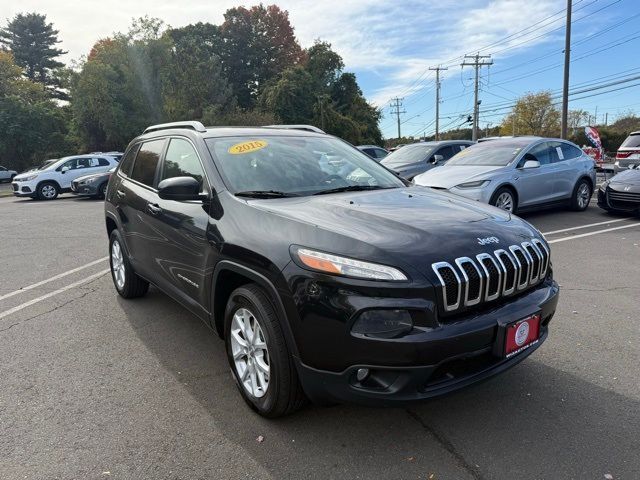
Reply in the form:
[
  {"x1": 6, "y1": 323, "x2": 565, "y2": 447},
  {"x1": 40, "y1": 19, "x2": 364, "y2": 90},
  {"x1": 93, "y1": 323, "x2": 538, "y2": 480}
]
[{"x1": 1, "y1": 193, "x2": 639, "y2": 480}]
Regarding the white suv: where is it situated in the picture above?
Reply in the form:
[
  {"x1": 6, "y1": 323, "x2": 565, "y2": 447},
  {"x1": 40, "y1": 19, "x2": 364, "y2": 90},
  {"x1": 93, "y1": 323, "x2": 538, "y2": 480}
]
[{"x1": 12, "y1": 155, "x2": 119, "y2": 200}]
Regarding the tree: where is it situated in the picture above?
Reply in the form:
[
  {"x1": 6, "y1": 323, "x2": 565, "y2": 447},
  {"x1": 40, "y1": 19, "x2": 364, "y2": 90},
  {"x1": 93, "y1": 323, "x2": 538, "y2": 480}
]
[
  {"x1": 260, "y1": 65, "x2": 315, "y2": 123},
  {"x1": 218, "y1": 4, "x2": 304, "y2": 108},
  {"x1": 0, "y1": 13, "x2": 67, "y2": 98},
  {"x1": 499, "y1": 91, "x2": 560, "y2": 137},
  {"x1": 0, "y1": 51, "x2": 70, "y2": 171}
]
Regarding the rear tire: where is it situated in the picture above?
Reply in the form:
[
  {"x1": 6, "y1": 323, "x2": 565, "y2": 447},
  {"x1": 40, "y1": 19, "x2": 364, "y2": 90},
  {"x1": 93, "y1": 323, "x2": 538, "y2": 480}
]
[
  {"x1": 570, "y1": 179, "x2": 592, "y2": 211},
  {"x1": 490, "y1": 187, "x2": 517, "y2": 213},
  {"x1": 109, "y1": 230, "x2": 149, "y2": 298},
  {"x1": 97, "y1": 182, "x2": 108, "y2": 200},
  {"x1": 224, "y1": 284, "x2": 306, "y2": 418},
  {"x1": 37, "y1": 181, "x2": 59, "y2": 200}
]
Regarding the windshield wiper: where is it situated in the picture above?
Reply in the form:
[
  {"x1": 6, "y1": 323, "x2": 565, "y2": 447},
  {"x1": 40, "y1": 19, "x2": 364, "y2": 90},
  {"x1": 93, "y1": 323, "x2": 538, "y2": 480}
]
[
  {"x1": 312, "y1": 185, "x2": 395, "y2": 196},
  {"x1": 235, "y1": 190, "x2": 299, "y2": 198}
]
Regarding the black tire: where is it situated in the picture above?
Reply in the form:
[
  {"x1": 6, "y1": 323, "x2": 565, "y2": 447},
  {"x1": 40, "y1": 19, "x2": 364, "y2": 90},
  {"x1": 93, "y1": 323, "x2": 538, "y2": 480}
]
[
  {"x1": 224, "y1": 284, "x2": 306, "y2": 418},
  {"x1": 109, "y1": 230, "x2": 149, "y2": 298},
  {"x1": 570, "y1": 178, "x2": 592, "y2": 211},
  {"x1": 97, "y1": 182, "x2": 108, "y2": 200},
  {"x1": 36, "y1": 181, "x2": 59, "y2": 200},
  {"x1": 490, "y1": 186, "x2": 518, "y2": 213}
]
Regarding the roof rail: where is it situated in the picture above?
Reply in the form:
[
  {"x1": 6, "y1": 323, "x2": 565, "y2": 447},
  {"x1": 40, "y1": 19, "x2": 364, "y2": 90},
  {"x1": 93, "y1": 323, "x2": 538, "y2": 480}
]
[
  {"x1": 143, "y1": 121, "x2": 207, "y2": 134},
  {"x1": 263, "y1": 124, "x2": 325, "y2": 134}
]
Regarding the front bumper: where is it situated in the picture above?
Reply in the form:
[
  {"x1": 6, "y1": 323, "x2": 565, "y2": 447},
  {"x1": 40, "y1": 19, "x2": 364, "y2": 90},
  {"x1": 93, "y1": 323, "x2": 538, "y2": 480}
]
[
  {"x1": 11, "y1": 181, "x2": 36, "y2": 197},
  {"x1": 281, "y1": 258, "x2": 559, "y2": 405},
  {"x1": 598, "y1": 187, "x2": 640, "y2": 214},
  {"x1": 443, "y1": 185, "x2": 494, "y2": 204}
]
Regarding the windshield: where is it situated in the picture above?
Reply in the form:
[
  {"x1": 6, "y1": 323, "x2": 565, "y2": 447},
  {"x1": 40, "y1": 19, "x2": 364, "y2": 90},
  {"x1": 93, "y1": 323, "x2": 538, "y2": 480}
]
[
  {"x1": 381, "y1": 144, "x2": 435, "y2": 168},
  {"x1": 37, "y1": 159, "x2": 57, "y2": 170},
  {"x1": 446, "y1": 140, "x2": 532, "y2": 166},
  {"x1": 205, "y1": 136, "x2": 404, "y2": 196}
]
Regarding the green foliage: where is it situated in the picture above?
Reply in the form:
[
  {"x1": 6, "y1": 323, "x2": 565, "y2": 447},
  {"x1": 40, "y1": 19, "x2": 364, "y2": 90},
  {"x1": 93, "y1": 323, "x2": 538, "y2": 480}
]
[
  {"x1": 568, "y1": 114, "x2": 640, "y2": 153},
  {"x1": 499, "y1": 91, "x2": 560, "y2": 137},
  {"x1": 0, "y1": 52, "x2": 71, "y2": 171},
  {"x1": 0, "y1": 12, "x2": 67, "y2": 98}
]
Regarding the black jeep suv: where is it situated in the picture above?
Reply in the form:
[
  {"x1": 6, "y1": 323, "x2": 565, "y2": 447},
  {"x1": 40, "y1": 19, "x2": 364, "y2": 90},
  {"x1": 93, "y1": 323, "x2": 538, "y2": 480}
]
[{"x1": 105, "y1": 121, "x2": 559, "y2": 417}]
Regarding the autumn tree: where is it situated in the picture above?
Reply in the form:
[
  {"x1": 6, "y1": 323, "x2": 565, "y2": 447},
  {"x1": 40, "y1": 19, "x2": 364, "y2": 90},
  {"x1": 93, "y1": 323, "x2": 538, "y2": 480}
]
[
  {"x1": 0, "y1": 13, "x2": 67, "y2": 98},
  {"x1": 218, "y1": 4, "x2": 304, "y2": 108},
  {"x1": 500, "y1": 91, "x2": 560, "y2": 137}
]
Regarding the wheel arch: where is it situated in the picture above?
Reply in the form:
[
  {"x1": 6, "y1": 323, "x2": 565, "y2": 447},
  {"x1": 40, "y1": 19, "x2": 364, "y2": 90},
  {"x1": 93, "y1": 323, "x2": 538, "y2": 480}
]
[
  {"x1": 578, "y1": 175, "x2": 594, "y2": 191},
  {"x1": 210, "y1": 261, "x2": 300, "y2": 359},
  {"x1": 36, "y1": 179, "x2": 61, "y2": 192},
  {"x1": 491, "y1": 183, "x2": 519, "y2": 204}
]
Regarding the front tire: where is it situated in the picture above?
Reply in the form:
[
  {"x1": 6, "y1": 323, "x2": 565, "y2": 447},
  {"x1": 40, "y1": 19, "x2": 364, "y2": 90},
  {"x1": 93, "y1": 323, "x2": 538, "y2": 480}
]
[
  {"x1": 490, "y1": 187, "x2": 517, "y2": 213},
  {"x1": 96, "y1": 182, "x2": 108, "y2": 200},
  {"x1": 224, "y1": 284, "x2": 306, "y2": 418},
  {"x1": 570, "y1": 179, "x2": 592, "y2": 211},
  {"x1": 109, "y1": 230, "x2": 149, "y2": 298},
  {"x1": 37, "y1": 181, "x2": 59, "y2": 200}
]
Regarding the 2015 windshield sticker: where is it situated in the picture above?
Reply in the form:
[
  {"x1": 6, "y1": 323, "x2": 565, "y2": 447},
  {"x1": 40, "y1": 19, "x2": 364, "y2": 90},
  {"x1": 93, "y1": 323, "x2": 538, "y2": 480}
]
[{"x1": 228, "y1": 140, "x2": 268, "y2": 155}]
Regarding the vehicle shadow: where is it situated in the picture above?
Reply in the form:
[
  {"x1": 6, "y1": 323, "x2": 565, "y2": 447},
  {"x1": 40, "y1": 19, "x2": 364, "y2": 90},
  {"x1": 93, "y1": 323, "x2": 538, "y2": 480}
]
[{"x1": 120, "y1": 290, "x2": 640, "y2": 480}]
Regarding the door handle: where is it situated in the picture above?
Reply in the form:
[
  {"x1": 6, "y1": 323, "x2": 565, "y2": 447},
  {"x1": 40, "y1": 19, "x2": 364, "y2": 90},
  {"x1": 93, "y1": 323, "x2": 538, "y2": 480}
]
[
  {"x1": 116, "y1": 189, "x2": 126, "y2": 199},
  {"x1": 147, "y1": 203, "x2": 162, "y2": 215}
]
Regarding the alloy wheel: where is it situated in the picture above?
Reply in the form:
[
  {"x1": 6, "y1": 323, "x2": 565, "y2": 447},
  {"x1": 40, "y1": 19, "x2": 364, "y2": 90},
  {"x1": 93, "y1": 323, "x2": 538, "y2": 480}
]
[
  {"x1": 495, "y1": 192, "x2": 514, "y2": 212},
  {"x1": 577, "y1": 183, "x2": 590, "y2": 209},
  {"x1": 41, "y1": 184, "x2": 57, "y2": 199},
  {"x1": 111, "y1": 240, "x2": 126, "y2": 289},
  {"x1": 230, "y1": 307, "x2": 270, "y2": 398}
]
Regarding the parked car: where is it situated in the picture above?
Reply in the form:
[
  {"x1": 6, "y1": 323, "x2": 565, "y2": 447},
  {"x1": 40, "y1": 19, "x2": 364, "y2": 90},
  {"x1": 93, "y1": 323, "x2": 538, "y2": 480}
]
[
  {"x1": 0, "y1": 165, "x2": 17, "y2": 183},
  {"x1": 381, "y1": 140, "x2": 473, "y2": 180},
  {"x1": 414, "y1": 137, "x2": 596, "y2": 214},
  {"x1": 598, "y1": 165, "x2": 640, "y2": 215},
  {"x1": 12, "y1": 154, "x2": 119, "y2": 200},
  {"x1": 357, "y1": 145, "x2": 389, "y2": 161},
  {"x1": 105, "y1": 121, "x2": 558, "y2": 417},
  {"x1": 614, "y1": 131, "x2": 640, "y2": 174},
  {"x1": 71, "y1": 167, "x2": 116, "y2": 199}
]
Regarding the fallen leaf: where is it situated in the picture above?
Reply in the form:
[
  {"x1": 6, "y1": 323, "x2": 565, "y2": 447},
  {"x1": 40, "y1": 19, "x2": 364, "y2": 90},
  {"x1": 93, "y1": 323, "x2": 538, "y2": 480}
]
[
  {"x1": 256, "y1": 435, "x2": 264, "y2": 443},
  {"x1": 604, "y1": 474, "x2": 613, "y2": 480},
  {"x1": 406, "y1": 456, "x2": 415, "y2": 462}
]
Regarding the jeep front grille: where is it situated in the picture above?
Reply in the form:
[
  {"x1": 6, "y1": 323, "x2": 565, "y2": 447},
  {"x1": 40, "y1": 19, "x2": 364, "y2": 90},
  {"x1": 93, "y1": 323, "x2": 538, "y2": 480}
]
[{"x1": 432, "y1": 239, "x2": 549, "y2": 312}]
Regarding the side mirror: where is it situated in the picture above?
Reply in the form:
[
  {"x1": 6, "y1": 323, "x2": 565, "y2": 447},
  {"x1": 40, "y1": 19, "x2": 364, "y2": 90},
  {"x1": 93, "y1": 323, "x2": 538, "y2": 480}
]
[
  {"x1": 522, "y1": 160, "x2": 540, "y2": 169},
  {"x1": 61, "y1": 166, "x2": 69, "y2": 173},
  {"x1": 431, "y1": 154, "x2": 444, "y2": 164},
  {"x1": 157, "y1": 176, "x2": 204, "y2": 201}
]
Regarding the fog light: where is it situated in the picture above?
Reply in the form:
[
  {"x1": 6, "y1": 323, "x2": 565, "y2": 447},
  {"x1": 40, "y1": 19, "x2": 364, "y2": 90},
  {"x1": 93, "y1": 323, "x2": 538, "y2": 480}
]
[
  {"x1": 356, "y1": 368, "x2": 369, "y2": 382},
  {"x1": 351, "y1": 309, "x2": 413, "y2": 339}
]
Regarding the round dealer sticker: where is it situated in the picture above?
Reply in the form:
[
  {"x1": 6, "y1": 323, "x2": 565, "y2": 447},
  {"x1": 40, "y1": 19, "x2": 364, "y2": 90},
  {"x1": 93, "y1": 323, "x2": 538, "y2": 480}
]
[
  {"x1": 228, "y1": 140, "x2": 268, "y2": 155},
  {"x1": 514, "y1": 321, "x2": 530, "y2": 346}
]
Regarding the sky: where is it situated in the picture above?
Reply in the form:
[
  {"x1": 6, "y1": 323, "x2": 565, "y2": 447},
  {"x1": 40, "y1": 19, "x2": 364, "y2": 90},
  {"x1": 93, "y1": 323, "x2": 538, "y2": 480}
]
[{"x1": 3, "y1": 0, "x2": 638, "y2": 139}]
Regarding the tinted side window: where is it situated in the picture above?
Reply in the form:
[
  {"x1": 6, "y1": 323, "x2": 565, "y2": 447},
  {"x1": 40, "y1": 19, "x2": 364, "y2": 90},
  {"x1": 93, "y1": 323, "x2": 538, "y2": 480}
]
[
  {"x1": 374, "y1": 148, "x2": 388, "y2": 159},
  {"x1": 437, "y1": 146, "x2": 456, "y2": 160},
  {"x1": 525, "y1": 143, "x2": 552, "y2": 166},
  {"x1": 560, "y1": 143, "x2": 582, "y2": 160},
  {"x1": 161, "y1": 138, "x2": 205, "y2": 190},
  {"x1": 362, "y1": 148, "x2": 375, "y2": 158},
  {"x1": 118, "y1": 145, "x2": 140, "y2": 177},
  {"x1": 97, "y1": 158, "x2": 111, "y2": 166},
  {"x1": 130, "y1": 140, "x2": 165, "y2": 187}
]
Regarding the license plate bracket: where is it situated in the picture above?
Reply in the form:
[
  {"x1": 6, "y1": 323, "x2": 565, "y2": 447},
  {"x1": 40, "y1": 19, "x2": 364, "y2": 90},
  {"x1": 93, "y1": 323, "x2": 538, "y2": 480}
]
[{"x1": 493, "y1": 313, "x2": 541, "y2": 359}]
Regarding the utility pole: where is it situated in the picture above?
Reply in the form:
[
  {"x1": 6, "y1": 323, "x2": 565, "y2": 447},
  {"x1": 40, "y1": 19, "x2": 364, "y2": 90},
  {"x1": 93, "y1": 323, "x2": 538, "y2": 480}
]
[
  {"x1": 605, "y1": 112, "x2": 608, "y2": 126},
  {"x1": 560, "y1": 0, "x2": 572, "y2": 138},
  {"x1": 429, "y1": 66, "x2": 448, "y2": 140},
  {"x1": 390, "y1": 97, "x2": 406, "y2": 140},
  {"x1": 461, "y1": 53, "x2": 493, "y2": 141}
]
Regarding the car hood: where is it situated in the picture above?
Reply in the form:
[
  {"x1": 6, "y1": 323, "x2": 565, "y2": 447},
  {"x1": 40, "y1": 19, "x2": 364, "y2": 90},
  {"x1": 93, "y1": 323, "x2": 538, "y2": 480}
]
[
  {"x1": 75, "y1": 172, "x2": 110, "y2": 183},
  {"x1": 414, "y1": 165, "x2": 506, "y2": 189},
  {"x1": 245, "y1": 187, "x2": 541, "y2": 275},
  {"x1": 610, "y1": 169, "x2": 640, "y2": 186}
]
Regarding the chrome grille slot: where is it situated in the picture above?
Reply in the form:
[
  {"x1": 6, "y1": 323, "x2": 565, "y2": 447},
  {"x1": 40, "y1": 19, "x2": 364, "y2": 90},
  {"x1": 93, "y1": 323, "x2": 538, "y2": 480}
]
[
  {"x1": 495, "y1": 249, "x2": 517, "y2": 295},
  {"x1": 532, "y1": 239, "x2": 549, "y2": 278},
  {"x1": 523, "y1": 242, "x2": 541, "y2": 283},
  {"x1": 509, "y1": 245, "x2": 530, "y2": 291},
  {"x1": 431, "y1": 238, "x2": 550, "y2": 314},
  {"x1": 476, "y1": 253, "x2": 501, "y2": 301},
  {"x1": 455, "y1": 257, "x2": 483, "y2": 306},
  {"x1": 432, "y1": 262, "x2": 461, "y2": 312}
]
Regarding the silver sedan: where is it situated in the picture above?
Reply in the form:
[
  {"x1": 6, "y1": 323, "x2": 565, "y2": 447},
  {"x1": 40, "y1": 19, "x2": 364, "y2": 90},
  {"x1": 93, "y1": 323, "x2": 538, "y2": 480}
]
[{"x1": 413, "y1": 137, "x2": 597, "y2": 214}]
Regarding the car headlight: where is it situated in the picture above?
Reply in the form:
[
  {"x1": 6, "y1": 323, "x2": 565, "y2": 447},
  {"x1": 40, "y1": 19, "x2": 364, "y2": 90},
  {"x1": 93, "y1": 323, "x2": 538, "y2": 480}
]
[
  {"x1": 294, "y1": 248, "x2": 408, "y2": 281},
  {"x1": 20, "y1": 174, "x2": 38, "y2": 181},
  {"x1": 599, "y1": 180, "x2": 610, "y2": 192},
  {"x1": 86, "y1": 177, "x2": 98, "y2": 184},
  {"x1": 455, "y1": 180, "x2": 490, "y2": 189}
]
